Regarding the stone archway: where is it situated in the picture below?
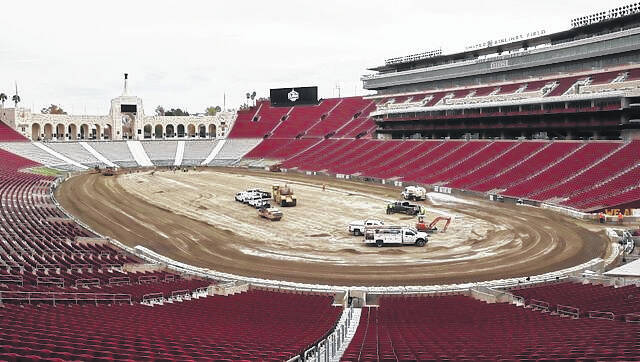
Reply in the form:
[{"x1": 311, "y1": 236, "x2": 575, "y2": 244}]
[
  {"x1": 31, "y1": 123, "x2": 41, "y2": 141},
  {"x1": 94, "y1": 124, "x2": 101, "y2": 140},
  {"x1": 187, "y1": 124, "x2": 196, "y2": 138},
  {"x1": 103, "y1": 125, "x2": 112, "y2": 140},
  {"x1": 68, "y1": 124, "x2": 78, "y2": 140},
  {"x1": 166, "y1": 125, "x2": 175, "y2": 138},
  {"x1": 56, "y1": 124, "x2": 65, "y2": 140},
  {"x1": 208, "y1": 124, "x2": 217, "y2": 138},
  {"x1": 80, "y1": 124, "x2": 89, "y2": 140},
  {"x1": 177, "y1": 124, "x2": 185, "y2": 138},
  {"x1": 143, "y1": 124, "x2": 152, "y2": 139},
  {"x1": 198, "y1": 124, "x2": 206, "y2": 138},
  {"x1": 43, "y1": 123, "x2": 53, "y2": 141},
  {"x1": 155, "y1": 125, "x2": 163, "y2": 139}
]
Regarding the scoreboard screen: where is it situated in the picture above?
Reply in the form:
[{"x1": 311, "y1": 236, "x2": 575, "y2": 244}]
[
  {"x1": 121, "y1": 104, "x2": 137, "y2": 113},
  {"x1": 270, "y1": 87, "x2": 318, "y2": 107}
]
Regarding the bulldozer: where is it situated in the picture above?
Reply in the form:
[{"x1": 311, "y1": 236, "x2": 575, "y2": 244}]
[
  {"x1": 416, "y1": 215, "x2": 451, "y2": 233},
  {"x1": 272, "y1": 184, "x2": 297, "y2": 207}
]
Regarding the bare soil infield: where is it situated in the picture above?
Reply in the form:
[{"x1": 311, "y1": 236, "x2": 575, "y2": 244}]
[{"x1": 55, "y1": 167, "x2": 609, "y2": 287}]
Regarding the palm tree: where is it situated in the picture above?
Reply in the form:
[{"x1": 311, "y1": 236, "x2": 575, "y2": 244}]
[
  {"x1": 0, "y1": 93, "x2": 6, "y2": 122},
  {"x1": 12, "y1": 94, "x2": 20, "y2": 108},
  {"x1": 245, "y1": 92, "x2": 250, "y2": 106},
  {"x1": 251, "y1": 91, "x2": 257, "y2": 106}
]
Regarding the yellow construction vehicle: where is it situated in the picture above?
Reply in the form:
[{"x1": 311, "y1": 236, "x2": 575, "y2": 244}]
[{"x1": 272, "y1": 184, "x2": 297, "y2": 207}]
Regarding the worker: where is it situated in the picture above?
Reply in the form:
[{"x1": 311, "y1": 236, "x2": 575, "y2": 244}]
[
  {"x1": 618, "y1": 212, "x2": 624, "y2": 225},
  {"x1": 420, "y1": 206, "x2": 426, "y2": 215},
  {"x1": 386, "y1": 203, "x2": 392, "y2": 214},
  {"x1": 322, "y1": 184, "x2": 326, "y2": 191},
  {"x1": 416, "y1": 215, "x2": 427, "y2": 231},
  {"x1": 598, "y1": 212, "x2": 605, "y2": 224}
]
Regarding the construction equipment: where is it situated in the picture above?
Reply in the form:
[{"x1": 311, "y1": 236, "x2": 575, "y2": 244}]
[
  {"x1": 258, "y1": 207, "x2": 283, "y2": 221},
  {"x1": 386, "y1": 201, "x2": 421, "y2": 215},
  {"x1": 401, "y1": 186, "x2": 427, "y2": 201},
  {"x1": 268, "y1": 164, "x2": 282, "y2": 172},
  {"x1": 272, "y1": 184, "x2": 297, "y2": 207},
  {"x1": 416, "y1": 215, "x2": 451, "y2": 233},
  {"x1": 364, "y1": 225, "x2": 428, "y2": 247},
  {"x1": 101, "y1": 167, "x2": 116, "y2": 176}
]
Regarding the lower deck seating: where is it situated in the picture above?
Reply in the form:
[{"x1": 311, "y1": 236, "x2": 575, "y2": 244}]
[
  {"x1": 0, "y1": 289, "x2": 342, "y2": 361},
  {"x1": 0, "y1": 121, "x2": 27, "y2": 142},
  {"x1": 511, "y1": 281, "x2": 640, "y2": 318},
  {"x1": 342, "y1": 295, "x2": 640, "y2": 361},
  {"x1": 264, "y1": 138, "x2": 640, "y2": 211}
]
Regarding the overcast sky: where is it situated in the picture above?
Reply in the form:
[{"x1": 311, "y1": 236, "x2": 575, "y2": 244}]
[{"x1": 0, "y1": 0, "x2": 634, "y2": 115}]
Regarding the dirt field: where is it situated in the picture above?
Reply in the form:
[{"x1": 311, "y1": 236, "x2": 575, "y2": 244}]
[{"x1": 56, "y1": 168, "x2": 610, "y2": 286}]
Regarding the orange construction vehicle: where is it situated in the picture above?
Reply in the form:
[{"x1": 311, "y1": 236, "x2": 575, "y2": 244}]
[{"x1": 416, "y1": 215, "x2": 451, "y2": 233}]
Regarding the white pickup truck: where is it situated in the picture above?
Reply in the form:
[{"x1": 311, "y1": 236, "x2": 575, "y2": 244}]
[
  {"x1": 364, "y1": 226, "x2": 428, "y2": 247},
  {"x1": 348, "y1": 219, "x2": 384, "y2": 236}
]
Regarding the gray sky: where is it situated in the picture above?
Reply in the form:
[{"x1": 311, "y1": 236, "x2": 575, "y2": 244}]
[{"x1": 0, "y1": 0, "x2": 634, "y2": 115}]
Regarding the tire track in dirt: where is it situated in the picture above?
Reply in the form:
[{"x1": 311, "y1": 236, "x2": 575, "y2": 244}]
[{"x1": 55, "y1": 168, "x2": 609, "y2": 286}]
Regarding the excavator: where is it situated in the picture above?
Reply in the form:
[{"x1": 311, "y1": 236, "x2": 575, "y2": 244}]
[{"x1": 416, "y1": 215, "x2": 451, "y2": 233}]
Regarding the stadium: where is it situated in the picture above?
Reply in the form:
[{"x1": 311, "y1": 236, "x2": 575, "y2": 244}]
[{"x1": 1, "y1": 1, "x2": 640, "y2": 361}]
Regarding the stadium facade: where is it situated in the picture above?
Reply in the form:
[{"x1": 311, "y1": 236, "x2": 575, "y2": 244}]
[
  {"x1": 0, "y1": 74, "x2": 235, "y2": 141},
  {"x1": 364, "y1": 7, "x2": 640, "y2": 140}
]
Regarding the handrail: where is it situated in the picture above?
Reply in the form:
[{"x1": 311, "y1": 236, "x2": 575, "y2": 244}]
[
  {"x1": 75, "y1": 278, "x2": 100, "y2": 287},
  {"x1": 625, "y1": 313, "x2": 640, "y2": 323},
  {"x1": 0, "y1": 275, "x2": 23, "y2": 286},
  {"x1": 142, "y1": 293, "x2": 163, "y2": 304},
  {"x1": 588, "y1": 310, "x2": 615, "y2": 320},
  {"x1": 109, "y1": 276, "x2": 131, "y2": 285},
  {"x1": 139, "y1": 275, "x2": 159, "y2": 284},
  {"x1": 0, "y1": 291, "x2": 132, "y2": 306},
  {"x1": 171, "y1": 290, "x2": 189, "y2": 297},
  {"x1": 36, "y1": 277, "x2": 64, "y2": 287},
  {"x1": 303, "y1": 305, "x2": 354, "y2": 361},
  {"x1": 557, "y1": 304, "x2": 580, "y2": 319},
  {"x1": 529, "y1": 299, "x2": 550, "y2": 312}
]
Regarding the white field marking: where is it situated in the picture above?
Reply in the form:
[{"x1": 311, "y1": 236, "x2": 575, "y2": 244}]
[
  {"x1": 126, "y1": 141, "x2": 154, "y2": 167},
  {"x1": 79, "y1": 142, "x2": 117, "y2": 167},
  {"x1": 427, "y1": 192, "x2": 479, "y2": 205},
  {"x1": 174, "y1": 141, "x2": 185, "y2": 166},
  {"x1": 153, "y1": 175, "x2": 200, "y2": 190},
  {"x1": 201, "y1": 139, "x2": 225, "y2": 165},
  {"x1": 33, "y1": 142, "x2": 88, "y2": 169}
]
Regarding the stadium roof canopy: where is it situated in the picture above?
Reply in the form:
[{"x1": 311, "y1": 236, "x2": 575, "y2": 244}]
[{"x1": 369, "y1": 12, "x2": 640, "y2": 73}]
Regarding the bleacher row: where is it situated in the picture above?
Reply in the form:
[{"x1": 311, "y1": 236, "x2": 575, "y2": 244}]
[
  {"x1": 0, "y1": 138, "x2": 264, "y2": 170},
  {"x1": 510, "y1": 281, "x2": 640, "y2": 320},
  {"x1": 0, "y1": 290, "x2": 342, "y2": 361},
  {"x1": 229, "y1": 96, "x2": 377, "y2": 139},
  {"x1": 343, "y1": 292, "x2": 640, "y2": 361},
  {"x1": 375, "y1": 66, "x2": 640, "y2": 110},
  {"x1": 244, "y1": 138, "x2": 639, "y2": 211},
  {"x1": 0, "y1": 148, "x2": 345, "y2": 360}
]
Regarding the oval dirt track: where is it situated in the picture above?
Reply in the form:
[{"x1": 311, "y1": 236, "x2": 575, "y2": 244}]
[{"x1": 56, "y1": 168, "x2": 609, "y2": 286}]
